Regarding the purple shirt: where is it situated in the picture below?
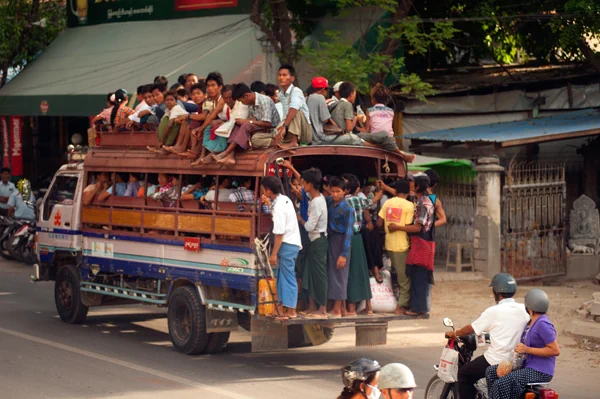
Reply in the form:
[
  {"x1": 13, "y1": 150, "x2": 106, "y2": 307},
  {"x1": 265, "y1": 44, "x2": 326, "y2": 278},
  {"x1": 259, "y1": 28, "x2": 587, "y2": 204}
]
[{"x1": 523, "y1": 314, "x2": 556, "y2": 376}]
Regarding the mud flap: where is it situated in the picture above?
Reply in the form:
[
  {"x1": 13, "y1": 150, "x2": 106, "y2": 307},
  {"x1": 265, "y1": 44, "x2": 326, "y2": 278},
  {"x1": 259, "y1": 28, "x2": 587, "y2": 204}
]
[
  {"x1": 355, "y1": 322, "x2": 388, "y2": 347},
  {"x1": 251, "y1": 315, "x2": 288, "y2": 352},
  {"x1": 206, "y1": 308, "x2": 239, "y2": 333},
  {"x1": 303, "y1": 324, "x2": 329, "y2": 346}
]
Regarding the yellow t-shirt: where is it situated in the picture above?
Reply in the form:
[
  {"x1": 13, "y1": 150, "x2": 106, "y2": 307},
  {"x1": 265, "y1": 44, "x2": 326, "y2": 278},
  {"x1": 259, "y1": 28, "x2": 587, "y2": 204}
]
[{"x1": 378, "y1": 197, "x2": 415, "y2": 252}]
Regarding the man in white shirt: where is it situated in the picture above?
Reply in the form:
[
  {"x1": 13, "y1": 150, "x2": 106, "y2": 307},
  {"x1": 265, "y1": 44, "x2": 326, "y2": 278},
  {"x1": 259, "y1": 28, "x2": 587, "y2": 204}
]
[
  {"x1": 297, "y1": 168, "x2": 328, "y2": 318},
  {"x1": 0, "y1": 168, "x2": 16, "y2": 216},
  {"x1": 202, "y1": 177, "x2": 234, "y2": 204},
  {"x1": 275, "y1": 64, "x2": 312, "y2": 150},
  {"x1": 445, "y1": 273, "x2": 530, "y2": 399},
  {"x1": 262, "y1": 176, "x2": 301, "y2": 320}
]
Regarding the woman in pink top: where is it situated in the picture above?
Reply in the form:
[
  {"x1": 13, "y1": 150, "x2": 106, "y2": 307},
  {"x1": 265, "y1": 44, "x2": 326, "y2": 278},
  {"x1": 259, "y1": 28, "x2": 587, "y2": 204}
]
[{"x1": 365, "y1": 84, "x2": 395, "y2": 137}]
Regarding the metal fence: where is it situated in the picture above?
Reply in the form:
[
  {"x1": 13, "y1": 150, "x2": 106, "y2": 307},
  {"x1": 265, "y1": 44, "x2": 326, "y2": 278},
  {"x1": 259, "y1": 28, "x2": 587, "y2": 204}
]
[
  {"x1": 435, "y1": 170, "x2": 477, "y2": 259},
  {"x1": 502, "y1": 161, "x2": 567, "y2": 280}
]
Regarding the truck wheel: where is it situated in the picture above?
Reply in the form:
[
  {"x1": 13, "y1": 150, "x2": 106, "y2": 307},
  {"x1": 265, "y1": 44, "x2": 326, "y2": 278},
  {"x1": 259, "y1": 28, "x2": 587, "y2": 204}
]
[
  {"x1": 167, "y1": 286, "x2": 210, "y2": 355},
  {"x1": 288, "y1": 325, "x2": 335, "y2": 348},
  {"x1": 54, "y1": 264, "x2": 89, "y2": 324},
  {"x1": 204, "y1": 332, "x2": 231, "y2": 354}
]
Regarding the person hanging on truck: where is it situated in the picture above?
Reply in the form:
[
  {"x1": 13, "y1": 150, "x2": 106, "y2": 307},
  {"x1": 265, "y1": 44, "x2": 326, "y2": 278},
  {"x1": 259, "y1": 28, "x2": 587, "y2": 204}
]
[
  {"x1": 297, "y1": 167, "x2": 329, "y2": 319},
  {"x1": 343, "y1": 175, "x2": 373, "y2": 316},
  {"x1": 0, "y1": 168, "x2": 16, "y2": 217},
  {"x1": 214, "y1": 83, "x2": 281, "y2": 165},
  {"x1": 261, "y1": 176, "x2": 302, "y2": 320},
  {"x1": 8, "y1": 179, "x2": 35, "y2": 220},
  {"x1": 275, "y1": 64, "x2": 313, "y2": 150},
  {"x1": 82, "y1": 172, "x2": 111, "y2": 206},
  {"x1": 485, "y1": 288, "x2": 559, "y2": 399},
  {"x1": 326, "y1": 177, "x2": 355, "y2": 318},
  {"x1": 444, "y1": 273, "x2": 530, "y2": 399},
  {"x1": 423, "y1": 169, "x2": 447, "y2": 228}
]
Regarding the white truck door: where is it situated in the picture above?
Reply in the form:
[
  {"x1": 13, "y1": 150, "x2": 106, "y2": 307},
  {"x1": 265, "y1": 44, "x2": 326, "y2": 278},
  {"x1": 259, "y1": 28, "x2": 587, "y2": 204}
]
[{"x1": 38, "y1": 172, "x2": 83, "y2": 254}]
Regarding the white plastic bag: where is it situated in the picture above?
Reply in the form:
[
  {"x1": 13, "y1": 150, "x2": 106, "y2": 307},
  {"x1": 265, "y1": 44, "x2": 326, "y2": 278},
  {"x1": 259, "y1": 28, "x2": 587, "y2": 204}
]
[
  {"x1": 437, "y1": 343, "x2": 459, "y2": 383},
  {"x1": 356, "y1": 270, "x2": 397, "y2": 313},
  {"x1": 215, "y1": 118, "x2": 235, "y2": 138}
]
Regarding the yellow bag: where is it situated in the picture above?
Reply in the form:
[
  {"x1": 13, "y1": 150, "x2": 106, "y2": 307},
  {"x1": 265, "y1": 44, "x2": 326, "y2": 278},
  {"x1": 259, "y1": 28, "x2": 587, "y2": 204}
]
[{"x1": 258, "y1": 278, "x2": 277, "y2": 315}]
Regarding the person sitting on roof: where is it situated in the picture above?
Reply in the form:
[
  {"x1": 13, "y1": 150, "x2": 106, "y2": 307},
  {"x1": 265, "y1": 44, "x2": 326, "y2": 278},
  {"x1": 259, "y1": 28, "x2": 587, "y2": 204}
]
[
  {"x1": 164, "y1": 82, "x2": 207, "y2": 155},
  {"x1": 185, "y1": 73, "x2": 198, "y2": 92},
  {"x1": 134, "y1": 85, "x2": 147, "y2": 112},
  {"x1": 265, "y1": 83, "x2": 283, "y2": 121},
  {"x1": 178, "y1": 72, "x2": 228, "y2": 164},
  {"x1": 92, "y1": 92, "x2": 115, "y2": 129},
  {"x1": 177, "y1": 88, "x2": 199, "y2": 113},
  {"x1": 275, "y1": 65, "x2": 312, "y2": 150},
  {"x1": 151, "y1": 83, "x2": 168, "y2": 120},
  {"x1": 328, "y1": 82, "x2": 415, "y2": 163},
  {"x1": 147, "y1": 90, "x2": 188, "y2": 154},
  {"x1": 213, "y1": 83, "x2": 281, "y2": 166},
  {"x1": 126, "y1": 85, "x2": 156, "y2": 130},
  {"x1": 307, "y1": 76, "x2": 342, "y2": 146},
  {"x1": 110, "y1": 89, "x2": 135, "y2": 131}
]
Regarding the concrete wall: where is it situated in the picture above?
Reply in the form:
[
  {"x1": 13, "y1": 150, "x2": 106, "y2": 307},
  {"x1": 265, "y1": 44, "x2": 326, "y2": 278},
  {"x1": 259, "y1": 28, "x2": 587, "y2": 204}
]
[{"x1": 566, "y1": 255, "x2": 600, "y2": 280}]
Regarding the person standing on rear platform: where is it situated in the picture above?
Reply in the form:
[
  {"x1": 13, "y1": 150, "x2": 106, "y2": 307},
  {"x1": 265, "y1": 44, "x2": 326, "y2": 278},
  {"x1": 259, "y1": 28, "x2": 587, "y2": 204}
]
[
  {"x1": 262, "y1": 176, "x2": 301, "y2": 320},
  {"x1": 298, "y1": 168, "x2": 328, "y2": 318}
]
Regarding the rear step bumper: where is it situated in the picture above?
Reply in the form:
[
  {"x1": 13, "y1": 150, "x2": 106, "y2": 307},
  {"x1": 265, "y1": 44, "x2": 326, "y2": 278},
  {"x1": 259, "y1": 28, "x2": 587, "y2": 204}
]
[{"x1": 257, "y1": 313, "x2": 430, "y2": 325}]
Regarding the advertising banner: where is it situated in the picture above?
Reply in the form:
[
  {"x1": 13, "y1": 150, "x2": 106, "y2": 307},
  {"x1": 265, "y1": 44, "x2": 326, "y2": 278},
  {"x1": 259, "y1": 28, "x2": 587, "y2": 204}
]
[
  {"x1": 67, "y1": 0, "x2": 245, "y2": 27},
  {"x1": 10, "y1": 117, "x2": 23, "y2": 176},
  {"x1": 1, "y1": 117, "x2": 9, "y2": 169}
]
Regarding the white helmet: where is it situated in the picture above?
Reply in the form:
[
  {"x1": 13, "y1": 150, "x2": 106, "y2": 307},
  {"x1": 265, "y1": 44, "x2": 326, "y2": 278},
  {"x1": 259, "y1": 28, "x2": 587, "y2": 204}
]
[{"x1": 378, "y1": 363, "x2": 417, "y2": 390}]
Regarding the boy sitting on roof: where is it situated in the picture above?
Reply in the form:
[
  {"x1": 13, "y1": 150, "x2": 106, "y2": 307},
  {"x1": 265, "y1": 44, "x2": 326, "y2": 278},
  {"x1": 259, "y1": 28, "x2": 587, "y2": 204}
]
[
  {"x1": 164, "y1": 82, "x2": 207, "y2": 154},
  {"x1": 147, "y1": 90, "x2": 188, "y2": 154},
  {"x1": 126, "y1": 85, "x2": 156, "y2": 130},
  {"x1": 213, "y1": 83, "x2": 281, "y2": 166},
  {"x1": 274, "y1": 65, "x2": 312, "y2": 150}
]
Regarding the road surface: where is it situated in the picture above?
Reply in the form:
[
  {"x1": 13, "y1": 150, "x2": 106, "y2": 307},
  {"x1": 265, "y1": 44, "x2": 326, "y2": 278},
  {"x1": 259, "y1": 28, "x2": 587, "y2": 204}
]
[{"x1": 0, "y1": 260, "x2": 595, "y2": 398}]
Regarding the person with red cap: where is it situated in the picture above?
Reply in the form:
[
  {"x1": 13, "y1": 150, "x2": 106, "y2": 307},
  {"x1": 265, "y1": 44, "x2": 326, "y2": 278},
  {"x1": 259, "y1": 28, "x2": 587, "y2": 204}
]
[{"x1": 307, "y1": 76, "x2": 343, "y2": 145}]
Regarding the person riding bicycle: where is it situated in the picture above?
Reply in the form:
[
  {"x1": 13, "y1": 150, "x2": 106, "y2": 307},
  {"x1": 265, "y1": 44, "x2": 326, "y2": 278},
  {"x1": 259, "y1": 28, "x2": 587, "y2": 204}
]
[
  {"x1": 444, "y1": 273, "x2": 529, "y2": 399},
  {"x1": 485, "y1": 288, "x2": 560, "y2": 399},
  {"x1": 378, "y1": 363, "x2": 417, "y2": 399},
  {"x1": 338, "y1": 358, "x2": 382, "y2": 399},
  {"x1": 8, "y1": 179, "x2": 35, "y2": 220}
]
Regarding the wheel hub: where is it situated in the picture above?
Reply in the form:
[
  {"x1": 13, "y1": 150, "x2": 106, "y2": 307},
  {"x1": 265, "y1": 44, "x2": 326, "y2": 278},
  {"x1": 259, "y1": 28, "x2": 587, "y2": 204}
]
[
  {"x1": 174, "y1": 303, "x2": 192, "y2": 341},
  {"x1": 59, "y1": 280, "x2": 73, "y2": 309}
]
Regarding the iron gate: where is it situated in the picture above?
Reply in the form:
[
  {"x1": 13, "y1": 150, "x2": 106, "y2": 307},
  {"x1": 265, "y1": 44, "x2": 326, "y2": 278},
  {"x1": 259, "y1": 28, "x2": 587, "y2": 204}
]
[{"x1": 502, "y1": 161, "x2": 566, "y2": 280}]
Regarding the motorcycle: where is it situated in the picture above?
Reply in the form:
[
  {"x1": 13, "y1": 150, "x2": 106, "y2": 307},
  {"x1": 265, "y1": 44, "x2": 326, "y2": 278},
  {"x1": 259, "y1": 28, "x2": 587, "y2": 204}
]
[
  {"x1": 0, "y1": 216, "x2": 22, "y2": 260},
  {"x1": 8, "y1": 220, "x2": 37, "y2": 264},
  {"x1": 425, "y1": 317, "x2": 559, "y2": 399}
]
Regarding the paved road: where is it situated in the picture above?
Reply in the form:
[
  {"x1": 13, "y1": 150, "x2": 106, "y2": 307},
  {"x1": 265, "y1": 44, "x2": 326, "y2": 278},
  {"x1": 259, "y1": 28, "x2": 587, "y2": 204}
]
[{"x1": 0, "y1": 260, "x2": 594, "y2": 399}]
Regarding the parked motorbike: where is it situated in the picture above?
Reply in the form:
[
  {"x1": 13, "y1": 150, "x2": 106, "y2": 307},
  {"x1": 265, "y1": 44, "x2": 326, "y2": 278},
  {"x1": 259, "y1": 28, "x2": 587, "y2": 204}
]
[
  {"x1": 0, "y1": 216, "x2": 22, "y2": 260},
  {"x1": 425, "y1": 317, "x2": 559, "y2": 399},
  {"x1": 8, "y1": 220, "x2": 37, "y2": 264}
]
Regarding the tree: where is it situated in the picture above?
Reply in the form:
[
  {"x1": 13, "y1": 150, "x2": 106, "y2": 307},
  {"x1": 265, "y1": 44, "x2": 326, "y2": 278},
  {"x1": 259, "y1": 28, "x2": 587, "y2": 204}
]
[{"x1": 0, "y1": 0, "x2": 65, "y2": 88}]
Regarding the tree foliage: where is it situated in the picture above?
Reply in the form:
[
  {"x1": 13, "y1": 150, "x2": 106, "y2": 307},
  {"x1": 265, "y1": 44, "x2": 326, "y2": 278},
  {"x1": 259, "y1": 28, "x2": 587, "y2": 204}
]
[{"x1": 0, "y1": 0, "x2": 65, "y2": 88}]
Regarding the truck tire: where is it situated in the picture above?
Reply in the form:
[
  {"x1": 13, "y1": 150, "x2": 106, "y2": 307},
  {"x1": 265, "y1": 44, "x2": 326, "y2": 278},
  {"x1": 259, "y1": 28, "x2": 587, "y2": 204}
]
[
  {"x1": 54, "y1": 264, "x2": 89, "y2": 324},
  {"x1": 167, "y1": 286, "x2": 210, "y2": 355},
  {"x1": 204, "y1": 332, "x2": 231, "y2": 354}
]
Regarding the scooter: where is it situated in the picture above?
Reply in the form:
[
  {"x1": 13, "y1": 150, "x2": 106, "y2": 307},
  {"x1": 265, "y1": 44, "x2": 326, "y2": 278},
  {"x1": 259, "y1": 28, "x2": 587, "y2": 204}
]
[
  {"x1": 9, "y1": 220, "x2": 37, "y2": 264},
  {"x1": 0, "y1": 216, "x2": 22, "y2": 260},
  {"x1": 424, "y1": 317, "x2": 559, "y2": 399}
]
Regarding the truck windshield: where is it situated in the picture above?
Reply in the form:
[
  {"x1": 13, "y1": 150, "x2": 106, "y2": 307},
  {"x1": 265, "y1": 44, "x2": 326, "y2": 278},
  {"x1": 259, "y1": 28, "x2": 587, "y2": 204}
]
[{"x1": 43, "y1": 175, "x2": 78, "y2": 221}]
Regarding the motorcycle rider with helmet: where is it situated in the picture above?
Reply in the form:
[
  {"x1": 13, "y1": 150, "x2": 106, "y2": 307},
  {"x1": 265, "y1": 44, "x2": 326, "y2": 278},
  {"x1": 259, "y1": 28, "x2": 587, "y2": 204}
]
[
  {"x1": 444, "y1": 273, "x2": 529, "y2": 399},
  {"x1": 7, "y1": 179, "x2": 35, "y2": 220},
  {"x1": 378, "y1": 363, "x2": 417, "y2": 399},
  {"x1": 338, "y1": 358, "x2": 382, "y2": 399},
  {"x1": 485, "y1": 288, "x2": 560, "y2": 399}
]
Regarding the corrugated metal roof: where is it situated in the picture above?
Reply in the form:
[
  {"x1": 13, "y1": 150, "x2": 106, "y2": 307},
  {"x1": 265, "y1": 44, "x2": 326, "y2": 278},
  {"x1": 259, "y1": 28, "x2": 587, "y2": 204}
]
[{"x1": 405, "y1": 108, "x2": 600, "y2": 147}]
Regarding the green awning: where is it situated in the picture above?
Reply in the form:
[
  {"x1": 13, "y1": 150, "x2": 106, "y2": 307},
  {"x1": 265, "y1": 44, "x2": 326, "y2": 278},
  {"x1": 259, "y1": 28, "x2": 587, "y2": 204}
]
[{"x1": 0, "y1": 15, "x2": 266, "y2": 116}]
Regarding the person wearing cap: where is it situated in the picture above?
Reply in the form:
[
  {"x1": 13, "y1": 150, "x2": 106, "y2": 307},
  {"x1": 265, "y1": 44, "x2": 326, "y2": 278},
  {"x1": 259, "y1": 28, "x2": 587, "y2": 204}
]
[
  {"x1": 307, "y1": 76, "x2": 342, "y2": 145},
  {"x1": 379, "y1": 363, "x2": 417, "y2": 399},
  {"x1": 444, "y1": 273, "x2": 529, "y2": 399},
  {"x1": 276, "y1": 64, "x2": 312, "y2": 149},
  {"x1": 485, "y1": 288, "x2": 559, "y2": 399},
  {"x1": 328, "y1": 81, "x2": 344, "y2": 106}
]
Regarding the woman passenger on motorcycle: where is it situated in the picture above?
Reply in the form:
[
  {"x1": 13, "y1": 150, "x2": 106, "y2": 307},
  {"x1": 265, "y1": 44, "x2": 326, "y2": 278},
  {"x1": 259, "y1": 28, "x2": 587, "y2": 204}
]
[
  {"x1": 485, "y1": 289, "x2": 560, "y2": 399},
  {"x1": 338, "y1": 358, "x2": 382, "y2": 399}
]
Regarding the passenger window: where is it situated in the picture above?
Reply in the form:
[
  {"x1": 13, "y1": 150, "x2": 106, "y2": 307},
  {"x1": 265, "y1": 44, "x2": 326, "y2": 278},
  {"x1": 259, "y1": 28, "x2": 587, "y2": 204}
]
[{"x1": 43, "y1": 175, "x2": 79, "y2": 221}]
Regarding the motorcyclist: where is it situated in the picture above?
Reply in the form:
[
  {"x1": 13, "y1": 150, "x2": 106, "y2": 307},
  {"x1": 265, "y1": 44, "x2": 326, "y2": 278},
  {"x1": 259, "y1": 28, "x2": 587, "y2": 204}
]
[
  {"x1": 444, "y1": 273, "x2": 529, "y2": 399},
  {"x1": 338, "y1": 358, "x2": 382, "y2": 399},
  {"x1": 7, "y1": 179, "x2": 35, "y2": 220},
  {"x1": 485, "y1": 288, "x2": 560, "y2": 399},
  {"x1": 378, "y1": 363, "x2": 417, "y2": 399}
]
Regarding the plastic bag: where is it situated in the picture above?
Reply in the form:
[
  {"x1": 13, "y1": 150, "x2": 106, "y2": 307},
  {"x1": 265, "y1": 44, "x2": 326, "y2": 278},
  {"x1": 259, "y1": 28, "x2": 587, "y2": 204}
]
[
  {"x1": 510, "y1": 350, "x2": 527, "y2": 370},
  {"x1": 215, "y1": 118, "x2": 235, "y2": 138},
  {"x1": 438, "y1": 342, "x2": 459, "y2": 383}
]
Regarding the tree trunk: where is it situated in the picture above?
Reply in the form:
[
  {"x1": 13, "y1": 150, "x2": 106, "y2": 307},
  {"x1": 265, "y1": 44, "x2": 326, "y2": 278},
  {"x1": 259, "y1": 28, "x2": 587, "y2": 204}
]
[
  {"x1": 268, "y1": 0, "x2": 294, "y2": 66},
  {"x1": 0, "y1": 66, "x2": 8, "y2": 88}
]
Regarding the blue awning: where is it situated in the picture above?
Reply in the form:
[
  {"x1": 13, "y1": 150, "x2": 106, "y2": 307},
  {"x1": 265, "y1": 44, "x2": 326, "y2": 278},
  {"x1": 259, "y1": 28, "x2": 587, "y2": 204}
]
[{"x1": 405, "y1": 109, "x2": 600, "y2": 147}]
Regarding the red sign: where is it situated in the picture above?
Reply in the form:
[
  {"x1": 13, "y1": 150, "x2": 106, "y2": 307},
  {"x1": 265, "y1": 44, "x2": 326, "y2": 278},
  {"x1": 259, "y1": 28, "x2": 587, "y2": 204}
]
[
  {"x1": 1, "y1": 117, "x2": 9, "y2": 168},
  {"x1": 184, "y1": 237, "x2": 201, "y2": 252},
  {"x1": 266, "y1": 164, "x2": 293, "y2": 178},
  {"x1": 175, "y1": 0, "x2": 237, "y2": 11},
  {"x1": 10, "y1": 117, "x2": 23, "y2": 176},
  {"x1": 40, "y1": 100, "x2": 49, "y2": 114}
]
